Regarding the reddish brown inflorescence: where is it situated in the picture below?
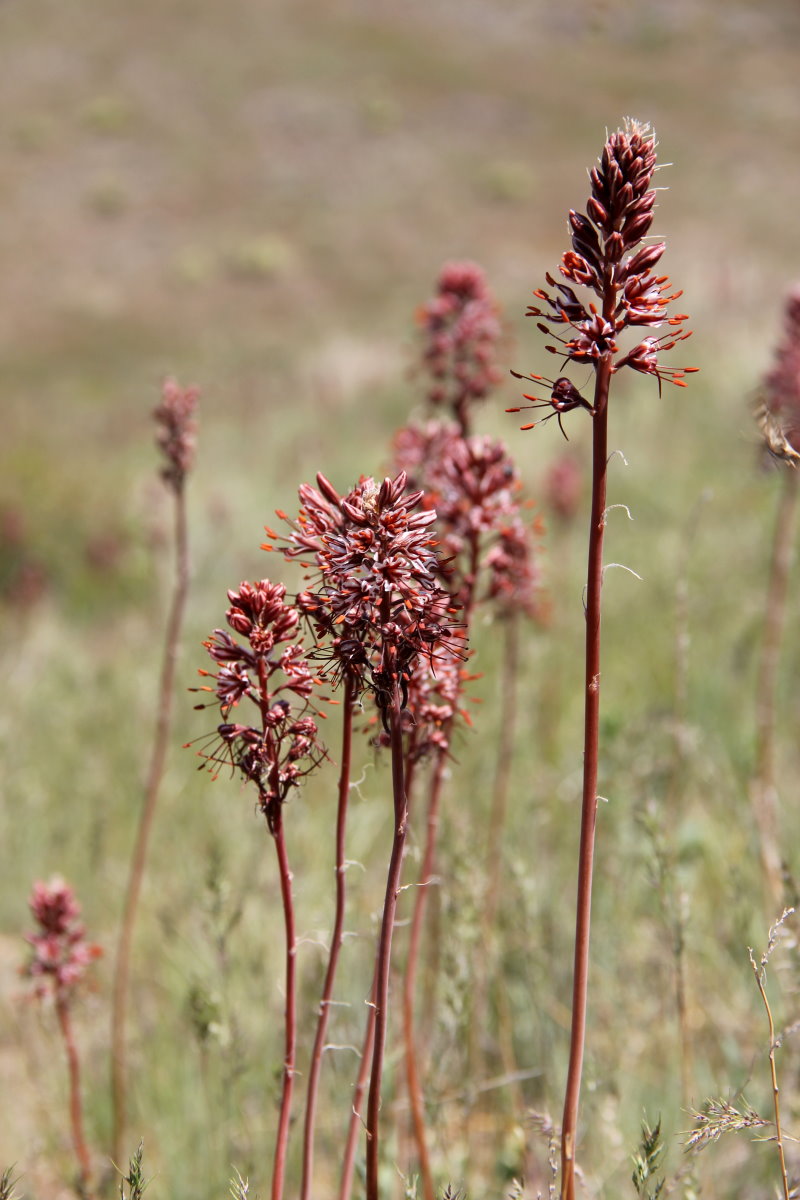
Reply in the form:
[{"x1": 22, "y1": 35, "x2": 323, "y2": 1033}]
[
  {"x1": 154, "y1": 377, "x2": 199, "y2": 491},
  {"x1": 417, "y1": 260, "x2": 503, "y2": 433},
  {"x1": 193, "y1": 580, "x2": 326, "y2": 830},
  {"x1": 758, "y1": 285, "x2": 800, "y2": 462},
  {"x1": 23, "y1": 878, "x2": 102, "y2": 999},
  {"x1": 509, "y1": 119, "x2": 695, "y2": 436},
  {"x1": 273, "y1": 471, "x2": 459, "y2": 725},
  {"x1": 394, "y1": 422, "x2": 540, "y2": 617}
]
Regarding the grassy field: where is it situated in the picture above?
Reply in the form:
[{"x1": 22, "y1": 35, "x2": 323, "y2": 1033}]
[{"x1": 3, "y1": 1, "x2": 800, "y2": 1197}]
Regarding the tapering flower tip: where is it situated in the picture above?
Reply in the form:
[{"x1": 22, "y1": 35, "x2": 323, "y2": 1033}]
[
  {"x1": 418, "y1": 259, "x2": 503, "y2": 422},
  {"x1": 757, "y1": 284, "x2": 800, "y2": 463},
  {"x1": 515, "y1": 119, "x2": 695, "y2": 432},
  {"x1": 154, "y1": 376, "x2": 198, "y2": 491},
  {"x1": 23, "y1": 878, "x2": 102, "y2": 998}
]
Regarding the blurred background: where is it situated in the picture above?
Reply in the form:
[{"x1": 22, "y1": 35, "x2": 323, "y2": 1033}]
[{"x1": 2, "y1": 1, "x2": 800, "y2": 1197}]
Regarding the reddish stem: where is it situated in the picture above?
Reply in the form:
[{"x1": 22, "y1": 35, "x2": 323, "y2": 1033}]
[
  {"x1": 560, "y1": 351, "x2": 611, "y2": 1200},
  {"x1": 339, "y1": 968, "x2": 378, "y2": 1200},
  {"x1": 340, "y1": 755, "x2": 420, "y2": 1200},
  {"x1": 402, "y1": 533, "x2": 479, "y2": 1194},
  {"x1": 365, "y1": 688, "x2": 409, "y2": 1200},
  {"x1": 56, "y1": 994, "x2": 93, "y2": 1197},
  {"x1": 270, "y1": 810, "x2": 297, "y2": 1200},
  {"x1": 300, "y1": 677, "x2": 356, "y2": 1200},
  {"x1": 111, "y1": 484, "x2": 189, "y2": 1165},
  {"x1": 402, "y1": 750, "x2": 447, "y2": 1200}
]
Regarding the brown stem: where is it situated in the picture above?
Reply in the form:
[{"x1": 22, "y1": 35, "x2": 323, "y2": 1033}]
[
  {"x1": 752, "y1": 468, "x2": 799, "y2": 908},
  {"x1": 270, "y1": 810, "x2": 297, "y2": 1200},
  {"x1": 560, "y1": 353, "x2": 611, "y2": 1200},
  {"x1": 111, "y1": 484, "x2": 190, "y2": 1165},
  {"x1": 56, "y1": 994, "x2": 93, "y2": 1198},
  {"x1": 366, "y1": 689, "x2": 409, "y2": 1200},
  {"x1": 403, "y1": 750, "x2": 447, "y2": 1200},
  {"x1": 751, "y1": 950, "x2": 791, "y2": 1200},
  {"x1": 300, "y1": 678, "x2": 356, "y2": 1200},
  {"x1": 339, "y1": 968, "x2": 378, "y2": 1200}
]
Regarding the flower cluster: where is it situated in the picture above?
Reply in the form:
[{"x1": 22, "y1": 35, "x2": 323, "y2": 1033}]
[
  {"x1": 417, "y1": 260, "x2": 503, "y2": 432},
  {"x1": 23, "y1": 879, "x2": 102, "y2": 1000},
  {"x1": 393, "y1": 421, "x2": 540, "y2": 616},
  {"x1": 510, "y1": 120, "x2": 695, "y2": 434},
  {"x1": 484, "y1": 517, "x2": 542, "y2": 620},
  {"x1": 154, "y1": 376, "x2": 199, "y2": 491},
  {"x1": 193, "y1": 580, "x2": 325, "y2": 829},
  {"x1": 370, "y1": 636, "x2": 476, "y2": 759},
  {"x1": 757, "y1": 285, "x2": 800, "y2": 463},
  {"x1": 272, "y1": 472, "x2": 458, "y2": 720}
]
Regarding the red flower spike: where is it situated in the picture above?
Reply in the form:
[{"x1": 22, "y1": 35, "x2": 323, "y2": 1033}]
[
  {"x1": 153, "y1": 377, "x2": 198, "y2": 492},
  {"x1": 512, "y1": 119, "x2": 695, "y2": 436},
  {"x1": 191, "y1": 580, "x2": 326, "y2": 827}
]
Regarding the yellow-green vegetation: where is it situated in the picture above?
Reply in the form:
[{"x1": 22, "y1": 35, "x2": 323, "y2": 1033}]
[{"x1": 2, "y1": 2, "x2": 800, "y2": 1198}]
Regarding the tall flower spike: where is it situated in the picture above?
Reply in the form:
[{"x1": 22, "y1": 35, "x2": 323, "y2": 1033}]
[
  {"x1": 511, "y1": 123, "x2": 695, "y2": 1200},
  {"x1": 417, "y1": 260, "x2": 503, "y2": 434},
  {"x1": 508, "y1": 119, "x2": 696, "y2": 434}
]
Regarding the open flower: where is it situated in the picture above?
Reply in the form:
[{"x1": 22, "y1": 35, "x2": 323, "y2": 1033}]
[{"x1": 273, "y1": 471, "x2": 460, "y2": 725}]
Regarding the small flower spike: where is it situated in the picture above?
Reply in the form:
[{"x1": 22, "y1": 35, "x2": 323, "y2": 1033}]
[
  {"x1": 509, "y1": 119, "x2": 696, "y2": 434},
  {"x1": 153, "y1": 377, "x2": 199, "y2": 491},
  {"x1": 756, "y1": 285, "x2": 800, "y2": 465},
  {"x1": 418, "y1": 260, "x2": 503, "y2": 433},
  {"x1": 23, "y1": 878, "x2": 102, "y2": 999},
  {"x1": 192, "y1": 580, "x2": 326, "y2": 830}
]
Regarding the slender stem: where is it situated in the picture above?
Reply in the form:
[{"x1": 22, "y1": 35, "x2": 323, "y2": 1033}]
[
  {"x1": 56, "y1": 994, "x2": 93, "y2": 1198},
  {"x1": 752, "y1": 468, "x2": 799, "y2": 908},
  {"x1": 403, "y1": 750, "x2": 447, "y2": 1200},
  {"x1": 270, "y1": 811, "x2": 297, "y2": 1200},
  {"x1": 366, "y1": 688, "x2": 409, "y2": 1200},
  {"x1": 339, "y1": 968, "x2": 378, "y2": 1200},
  {"x1": 751, "y1": 960, "x2": 791, "y2": 1200},
  {"x1": 300, "y1": 678, "x2": 356, "y2": 1200},
  {"x1": 402, "y1": 535, "x2": 480, "y2": 1194},
  {"x1": 560, "y1": 353, "x2": 611, "y2": 1200},
  {"x1": 111, "y1": 484, "x2": 190, "y2": 1165},
  {"x1": 340, "y1": 755, "x2": 419, "y2": 1200}
]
